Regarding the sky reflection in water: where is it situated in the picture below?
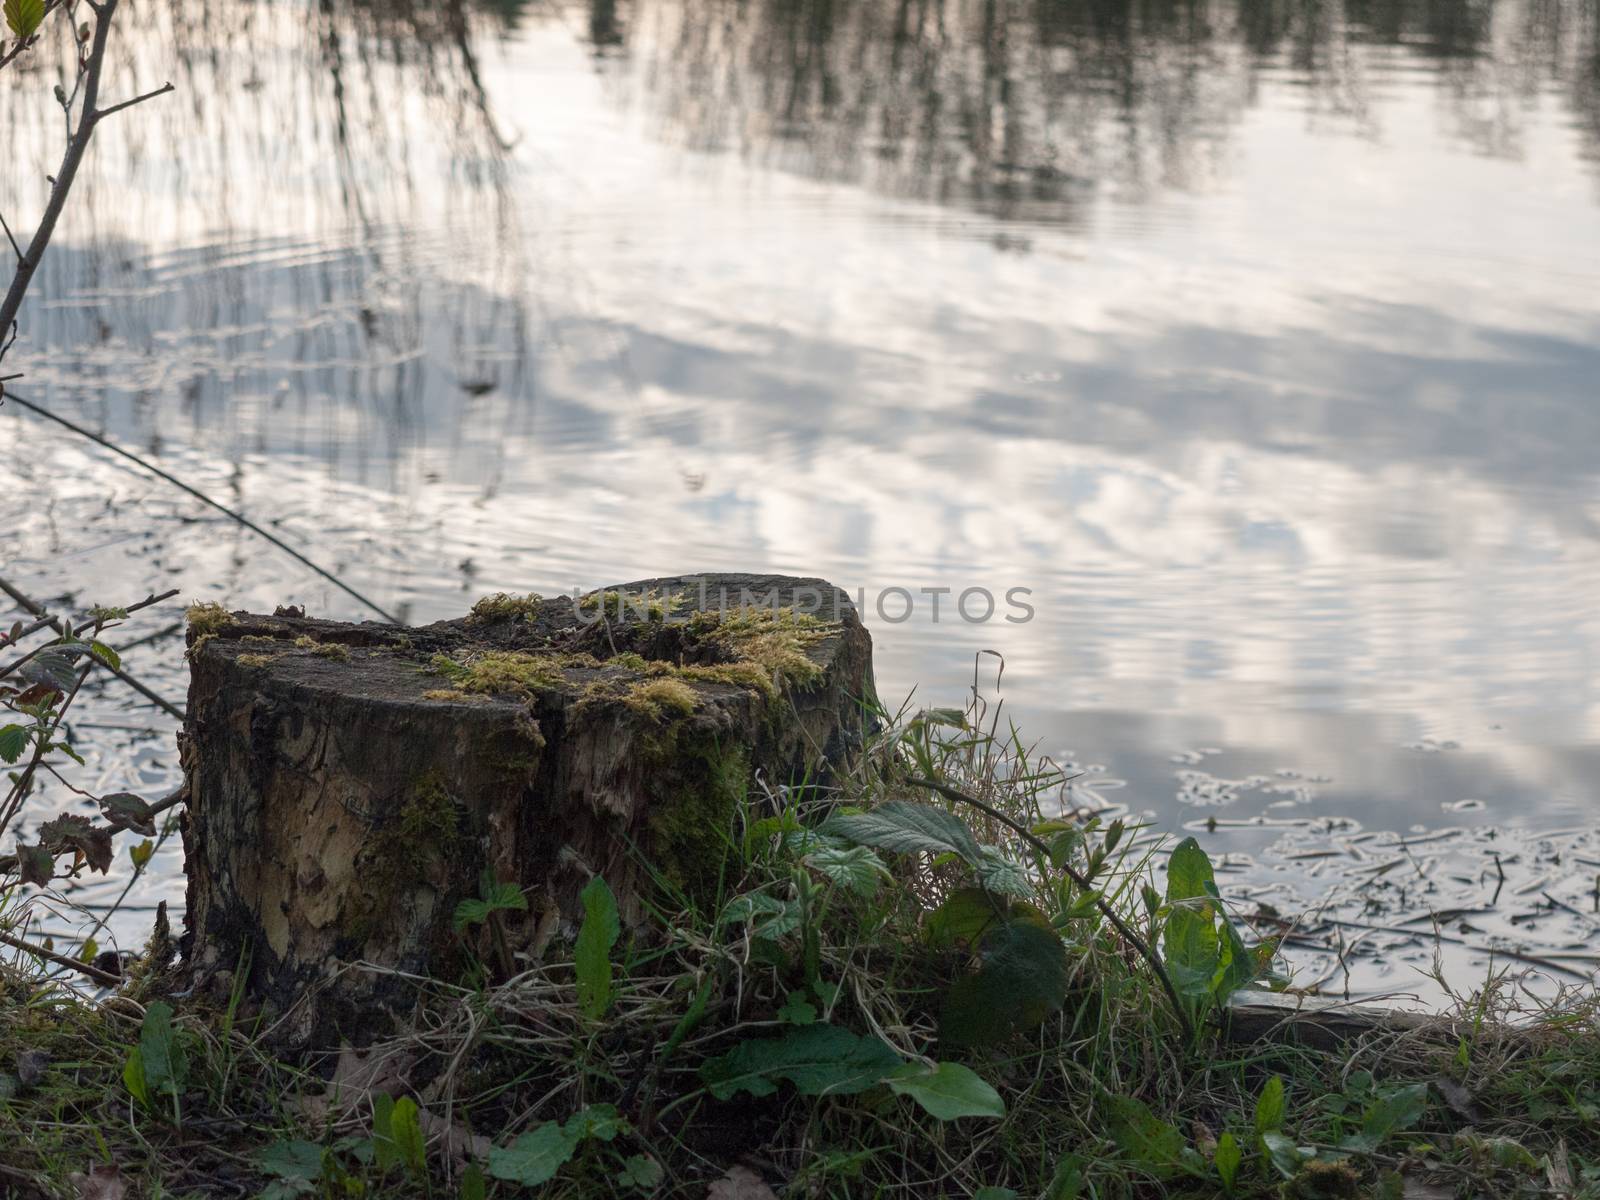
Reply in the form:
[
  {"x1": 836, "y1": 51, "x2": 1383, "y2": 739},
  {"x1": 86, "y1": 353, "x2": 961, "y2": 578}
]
[{"x1": 1, "y1": 0, "x2": 1599, "y2": 993}]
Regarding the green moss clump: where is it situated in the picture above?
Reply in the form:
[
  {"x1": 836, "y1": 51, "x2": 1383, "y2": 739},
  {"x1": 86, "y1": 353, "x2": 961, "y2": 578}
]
[
  {"x1": 685, "y1": 606, "x2": 835, "y2": 692},
  {"x1": 186, "y1": 601, "x2": 235, "y2": 657},
  {"x1": 624, "y1": 677, "x2": 699, "y2": 721},
  {"x1": 293, "y1": 635, "x2": 350, "y2": 662},
  {"x1": 429, "y1": 650, "x2": 594, "y2": 699},
  {"x1": 236, "y1": 653, "x2": 277, "y2": 669},
  {"x1": 467, "y1": 592, "x2": 543, "y2": 624},
  {"x1": 578, "y1": 589, "x2": 686, "y2": 621}
]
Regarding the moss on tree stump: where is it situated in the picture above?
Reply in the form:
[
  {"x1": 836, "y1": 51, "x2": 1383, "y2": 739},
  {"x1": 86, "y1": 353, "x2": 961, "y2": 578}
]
[{"x1": 179, "y1": 574, "x2": 874, "y2": 1043}]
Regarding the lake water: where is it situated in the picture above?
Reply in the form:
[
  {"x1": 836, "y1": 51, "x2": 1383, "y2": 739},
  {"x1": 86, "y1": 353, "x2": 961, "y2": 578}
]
[{"x1": 3, "y1": 0, "x2": 1599, "y2": 997}]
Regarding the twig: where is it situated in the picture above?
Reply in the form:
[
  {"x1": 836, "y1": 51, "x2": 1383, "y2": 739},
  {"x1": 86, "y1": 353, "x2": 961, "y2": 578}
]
[
  {"x1": 0, "y1": 926, "x2": 123, "y2": 987},
  {"x1": 0, "y1": 576, "x2": 185, "y2": 718},
  {"x1": 0, "y1": 392, "x2": 402, "y2": 625},
  {"x1": 93, "y1": 81, "x2": 175, "y2": 121},
  {"x1": 906, "y1": 775, "x2": 1196, "y2": 1044}
]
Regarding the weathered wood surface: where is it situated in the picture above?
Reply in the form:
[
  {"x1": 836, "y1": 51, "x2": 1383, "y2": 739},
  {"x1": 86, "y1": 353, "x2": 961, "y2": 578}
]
[
  {"x1": 180, "y1": 574, "x2": 874, "y2": 1042},
  {"x1": 1225, "y1": 991, "x2": 1477, "y2": 1050}
]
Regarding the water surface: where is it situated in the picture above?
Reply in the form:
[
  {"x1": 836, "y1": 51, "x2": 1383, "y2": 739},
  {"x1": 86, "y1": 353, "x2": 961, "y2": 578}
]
[{"x1": 3, "y1": 0, "x2": 1598, "y2": 995}]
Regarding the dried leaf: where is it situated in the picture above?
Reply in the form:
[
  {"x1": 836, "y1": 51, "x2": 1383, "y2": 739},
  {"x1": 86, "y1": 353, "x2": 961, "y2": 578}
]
[
  {"x1": 16, "y1": 1048, "x2": 50, "y2": 1087},
  {"x1": 17, "y1": 840, "x2": 54, "y2": 886},
  {"x1": 40, "y1": 814, "x2": 114, "y2": 874},
  {"x1": 706, "y1": 1165, "x2": 779, "y2": 1200},
  {"x1": 98, "y1": 792, "x2": 156, "y2": 836},
  {"x1": 68, "y1": 1164, "x2": 125, "y2": 1200}
]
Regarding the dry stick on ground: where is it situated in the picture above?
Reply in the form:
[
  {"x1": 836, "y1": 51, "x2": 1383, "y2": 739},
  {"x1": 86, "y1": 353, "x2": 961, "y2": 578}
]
[
  {"x1": 0, "y1": 576, "x2": 185, "y2": 718},
  {"x1": 0, "y1": 926, "x2": 124, "y2": 987},
  {"x1": 906, "y1": 774, "x2": 1198, "y2": 1044}
]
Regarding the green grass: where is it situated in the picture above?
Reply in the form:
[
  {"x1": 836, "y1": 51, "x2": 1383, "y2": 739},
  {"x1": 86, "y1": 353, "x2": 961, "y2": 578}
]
[{"x1": 2, "y1": 696, "x2": 1597, "y2": 1199}]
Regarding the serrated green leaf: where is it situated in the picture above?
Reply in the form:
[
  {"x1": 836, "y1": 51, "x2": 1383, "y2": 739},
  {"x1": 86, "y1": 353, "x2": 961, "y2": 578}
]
[
  {"x1": 89, "y1": 640, "x2": 121, "y2": 670},
  {"x1": 616, "y1": 1154, "x2": 664, "y2": 1189},
  {"x1": 576, "y1": 875, "x2": 620, "y2": 1019},
  {"x1": 886, "y1": 1061, "x2": 1005, "y2": 1120},
  {"x1": 452, "y1": 898, "x2": 492, "y2": 932},
  {"x1": 700, "y1": 1023, "x2": 902, "y2": 1099},
  {"x1": 823, "y1": 801, "x2": 984, "y2": 866},
  {"x1": 804, "y1": 844, "x2": 889, "y2": 895},
  {"x1": 0, "y1": 724, "x2": 27, "y2": 764},
  {"x1": 4, "y1": 0, "x2": 43, "y2": 40}
]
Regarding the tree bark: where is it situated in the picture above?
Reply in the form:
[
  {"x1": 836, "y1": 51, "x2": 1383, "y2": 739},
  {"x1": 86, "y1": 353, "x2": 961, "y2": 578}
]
[{"x1": 180, "y1": 574, "x2": 874, "y2": 1044}]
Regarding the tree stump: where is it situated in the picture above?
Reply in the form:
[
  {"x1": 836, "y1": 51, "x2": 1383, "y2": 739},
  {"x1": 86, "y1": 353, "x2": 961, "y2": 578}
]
[{"x1": 180, "y1": 574, "x2": 874, "y2": 1043}]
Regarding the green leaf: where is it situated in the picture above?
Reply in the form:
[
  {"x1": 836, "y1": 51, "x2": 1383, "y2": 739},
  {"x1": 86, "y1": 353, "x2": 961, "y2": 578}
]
[
  {"x1": 0, "y1": 724, "x2": 27, "y2": 764},
  {"x1": 1340, "y1": 1082, "x2": 1429, "y2": 1153},
  {"x1": 258, "y1": 1140, "x2": 326, "y2": 1182},
  {"x1": 372, "y1": 1093, "x2": 401, "y2": 1172},
  {"x1": 3, "y1": 0, "x2": 42, "y2": 39},
  {"x1": 616, "y1": 1154, "x2": 664, "y2": 1189},
  {"x1": 138, "y1": 1001, "x2": 186, "y2": 1098},
  {"x1": 975, "y1": 848, "x2": 1032, "y2": 897},
  {"x1": 1213, "y1": 1130, "x2": 1241, "y2": 1192},
  {"x1": 924, "y1": 887, "x2": 1010, "y2": 949},
  {"x1": 89, "y1": 640, "x2": 121, "y2": 670},
  {"x1": 389, "y1": 1096, "x2": 426, "y2": 1177},
  {"x1": 778, "y1": 992, "x2": 817, "y2": 1026},
  {"x1": 460, "y1": 1163, "x2": 488, "y2": 1200},
  {"x1": 488, "y1": 1123, "x2": 577, "y2": 1186},
  {"x1": 1254, "y1": 1076, "x2": 1286, "y2": 1134},
  {"x1": 1045, "y1": 1154, "x2": 1085, "y2": 1200},
  {"x1": 129, "y1": 838, "x2": 154, "y2": 869},
  {"x1": 565, "y1": 1103, "x2": 625, "y2": 1143},
  {"x1": 1105, "y1": 1092, "x2": 1198, "y2": 1177},
  {"x1": 804, "y1": 844, "x2": 889, "y2": 896},
  {"x1": 1162, "y1": 838, "x2": 1262, "y2": 1008},
  {"x1": 122, "y1": 1045, "x2": 150, "y2": 1108},
  {"x1": 973, "y1": 1190, "x2": 1020, "y2": 1200},
  {"x1": 575, "y1": 875, "x2": 620, "y2": 1019},
  {"x1": 1259, "y1": 1130, "x2": 1308, "y2": 1178},
  {"x1": 729, "y1": 892, "x2": 803, "y2": 940},
  {"x1": 886, "y1": 1061, "x2": 1005, "y2": 1121},
  {"x1": 452, "y1": 898, "x2": 492, "y2": 933},
  {"x1": 19, "y1": 647, "x2": 78, "y2": 693},
  {"x1": 940, "y1": 919, "x2": 1069, "y2": 1048},
  {"x1": 823, "y1": 801, "x2": 984, "y2": 866},
  {"x1": 700, "y1": 1023, "x2": 902, "y2": 1099}
]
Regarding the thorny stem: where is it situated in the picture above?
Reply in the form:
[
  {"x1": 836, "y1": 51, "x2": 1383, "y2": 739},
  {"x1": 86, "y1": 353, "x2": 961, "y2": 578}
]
[{"x1": 906, "y1": 774, "x2": 1198, "y2": 1044}]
